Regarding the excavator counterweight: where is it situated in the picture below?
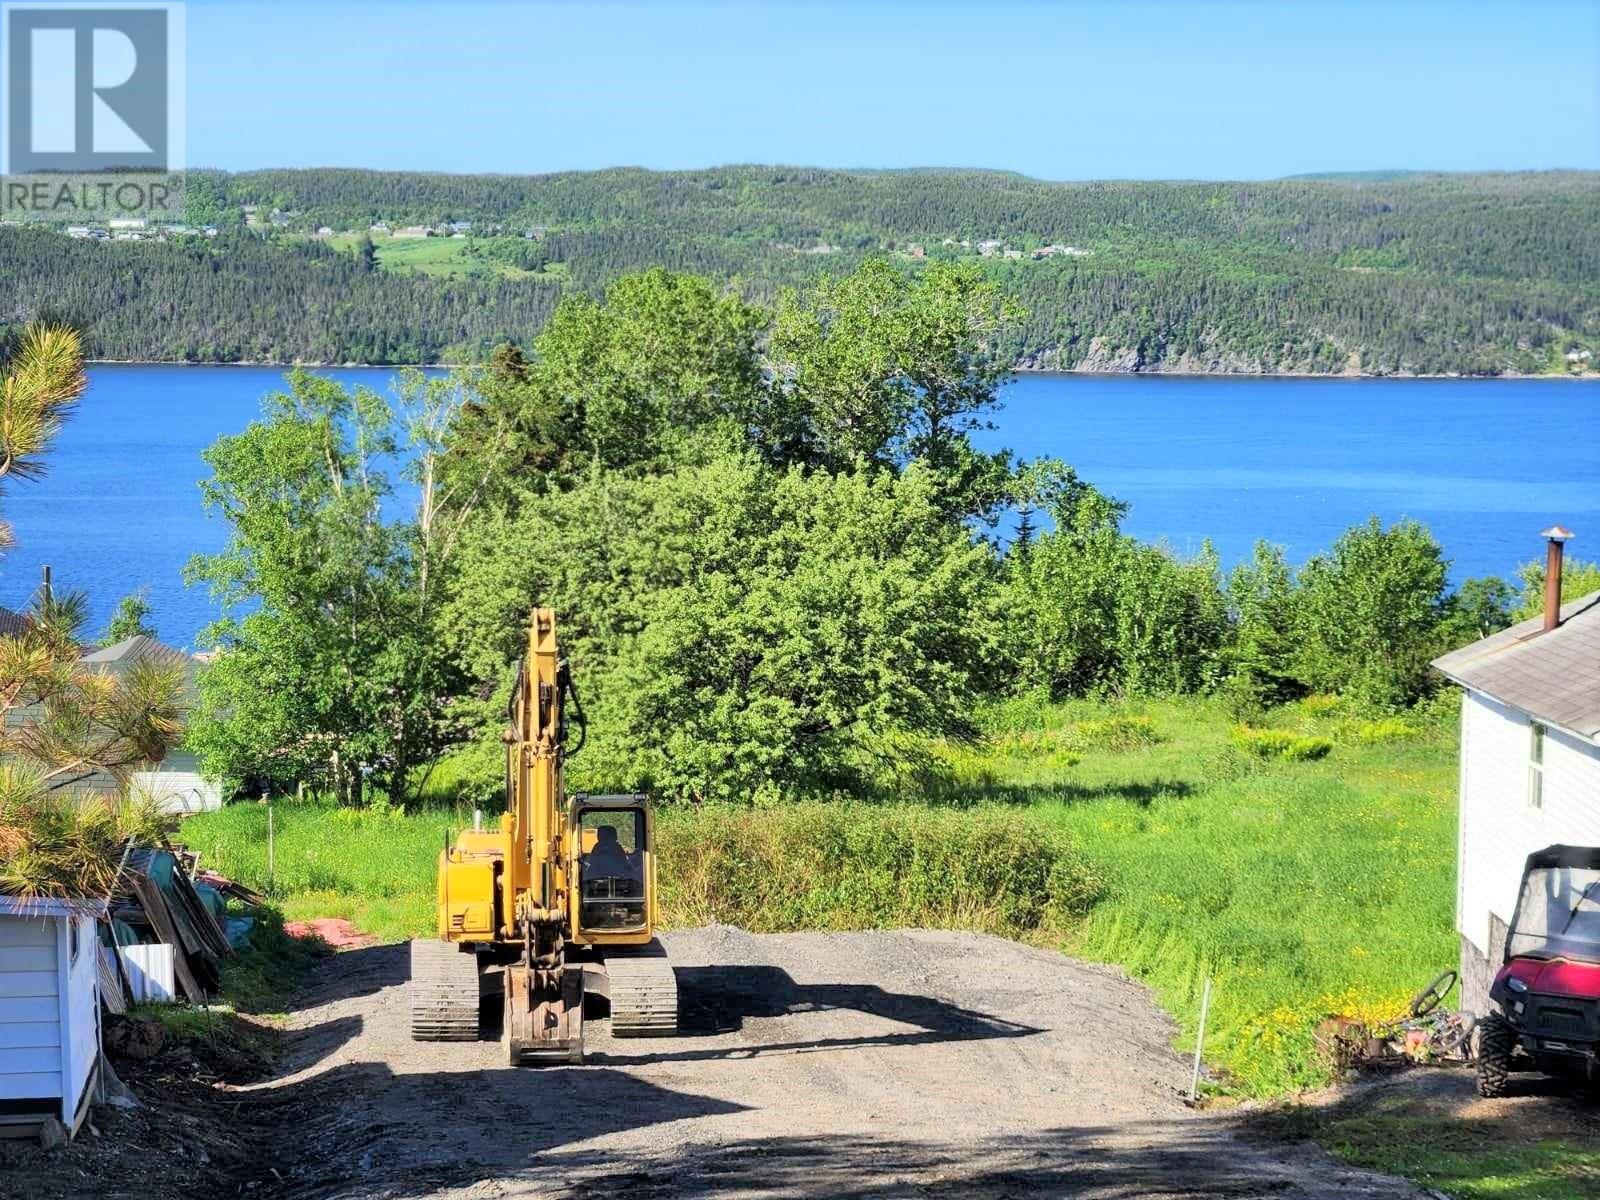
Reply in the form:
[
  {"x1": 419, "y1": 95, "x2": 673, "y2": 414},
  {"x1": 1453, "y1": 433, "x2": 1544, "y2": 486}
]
[{"x1": 408, "y1": 609, "x2": 677, "y2": 1064}]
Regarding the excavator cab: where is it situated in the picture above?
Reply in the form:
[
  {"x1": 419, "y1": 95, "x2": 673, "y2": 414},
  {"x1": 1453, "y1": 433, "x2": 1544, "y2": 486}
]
[{"x1": 574, "y1": 797, "x2": 652, "y2": 934}]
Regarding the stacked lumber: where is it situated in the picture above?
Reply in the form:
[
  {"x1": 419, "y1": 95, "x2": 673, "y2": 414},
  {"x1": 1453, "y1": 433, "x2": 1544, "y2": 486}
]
[{"x1": 109, "y1": 847, "x2": 231, "y2": 1003}]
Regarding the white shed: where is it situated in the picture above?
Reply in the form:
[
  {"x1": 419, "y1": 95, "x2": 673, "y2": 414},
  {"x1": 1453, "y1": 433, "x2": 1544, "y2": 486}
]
[
  {"x1": 1433, "y1": 576, "x2": 1600, "y2": 1015},
  {"x1": 0, "y1": 897, "x2": 104, "y2": 1138}
]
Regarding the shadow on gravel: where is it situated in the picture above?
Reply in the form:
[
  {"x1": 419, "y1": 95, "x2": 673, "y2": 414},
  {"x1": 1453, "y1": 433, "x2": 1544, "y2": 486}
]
[
  {"x1": 224, "y1": 1060, "x2": 754, "y2": 1200},
  {"x1": 585, "y1": 963, "x2": 1042, "y2": 1066},
  {"x1": 294, "y1": 1122, "x2": 1395, "y2": 1200}
]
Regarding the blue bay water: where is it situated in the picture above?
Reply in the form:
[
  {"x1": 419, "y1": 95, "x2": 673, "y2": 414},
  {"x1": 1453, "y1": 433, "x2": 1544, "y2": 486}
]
[{"x1": 0, "y1": 366, "x2": 1593, "y2": 647}]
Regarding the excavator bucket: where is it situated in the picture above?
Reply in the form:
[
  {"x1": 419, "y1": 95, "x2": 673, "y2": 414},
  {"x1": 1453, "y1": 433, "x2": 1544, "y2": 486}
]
[{"x1": 505, "y1": 964, "x2": 584, "y2": 1065}]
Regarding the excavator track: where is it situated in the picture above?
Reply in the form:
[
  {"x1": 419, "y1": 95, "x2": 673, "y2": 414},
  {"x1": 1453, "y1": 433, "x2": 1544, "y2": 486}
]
[
  {"x1": 606, "y1": 939, "x2": 678, "y2": 1037},
  {"x1": 408, "y1": 939, "x2": 482, "y2": 1041}
]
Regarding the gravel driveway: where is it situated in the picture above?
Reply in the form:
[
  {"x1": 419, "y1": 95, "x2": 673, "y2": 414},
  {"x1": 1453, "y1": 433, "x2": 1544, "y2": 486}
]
[{"x1": 211, "y1": 926, "x2": 1422, "y2": 1199}]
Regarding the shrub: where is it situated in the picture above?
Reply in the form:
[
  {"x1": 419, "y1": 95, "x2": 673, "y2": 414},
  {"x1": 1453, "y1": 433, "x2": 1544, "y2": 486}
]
[
  {"x1": 1294, "y1": 518, "x2": 1451, "y2": 709},
  {"x1": 1066, "y1": 715, "x2": 1162, "y2": 752},
  {"x1": 1297, "y1": 694, "x2": 1344, "y2": 719},
  {"x1": 1231, "y1": 727, "x2": 1333, "y2": 761},
  {"x1": 1003, "y1": 489, "x2": 1230, "y2": 699},
  {"x1": 1338, "y1": 717, "x2": 1417, "y2": 745},
  {"x1": 658, "y1": 802, "x2": 1102, "y2": 936},
  {"x1": 443, "y1": 453, "x2": 1002, "y2": 803}
]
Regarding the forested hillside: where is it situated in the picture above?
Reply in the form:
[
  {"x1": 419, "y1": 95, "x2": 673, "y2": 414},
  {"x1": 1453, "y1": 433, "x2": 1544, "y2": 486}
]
[{"x1": 3, "y1": 166, "x2": 1595, "y2": 372}]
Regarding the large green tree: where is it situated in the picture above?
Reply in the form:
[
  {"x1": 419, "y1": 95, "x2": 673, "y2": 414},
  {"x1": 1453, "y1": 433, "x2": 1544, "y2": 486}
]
[
  {"x1": 441, "y1": 452, "x2": 1001, "y2": 802},
  {"x1": 1294, "y1": 517, "x2": 1452, "y2": 708},
  {"x1": 770, "y1": 259, "x2": 1021, "y2": 515},
  {"x1": 186, "y1": 371, "x2": 465, "y2": 803}
]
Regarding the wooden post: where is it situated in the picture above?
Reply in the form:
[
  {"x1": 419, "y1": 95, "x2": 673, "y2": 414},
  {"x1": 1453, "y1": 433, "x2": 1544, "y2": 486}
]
[{"x1": 1190, "y1": 976, "x2": 1213, "y2": 1103}]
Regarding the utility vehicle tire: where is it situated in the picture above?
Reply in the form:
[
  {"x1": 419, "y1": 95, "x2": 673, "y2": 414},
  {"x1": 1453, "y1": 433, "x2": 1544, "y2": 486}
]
[{"x1": 1476, "y1": 1013, "x2": 1515, "y2": 1098}]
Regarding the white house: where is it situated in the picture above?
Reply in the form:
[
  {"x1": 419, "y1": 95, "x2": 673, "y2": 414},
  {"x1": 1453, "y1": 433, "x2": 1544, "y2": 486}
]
[
  {"x1": 1433, "y1": 536, "x2": 1599, "y2": 1014},
  {"x1": 78, "y1": 636, "x2": 224, "y2": 814},
  {"x1": 0, "y1": 898, "x2": 104, "y2": 1139}
]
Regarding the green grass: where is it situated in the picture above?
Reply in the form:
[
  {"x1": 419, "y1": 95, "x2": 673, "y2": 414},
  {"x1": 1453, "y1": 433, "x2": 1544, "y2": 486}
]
[
  {"x1": 181, "y1": 800, "x2": 458, "y2": 942},
  {"x1": 321, "y1": 232, "x2": 569, "y2": 282},
  {"x1": 179, "y1": 693, "x2": 1459, "y2": 1099},
  {"x1": 1253, "y1": 1100, "x2": 1600, "y2": 1200},
  {"x1": 966, "y1": 695, "x2": 1456, "y2": 1097}
]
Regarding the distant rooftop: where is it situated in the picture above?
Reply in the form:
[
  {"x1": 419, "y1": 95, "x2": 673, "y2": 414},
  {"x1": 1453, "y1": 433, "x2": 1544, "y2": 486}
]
[
  {"x1": 0, "y1": 606, "x2": 29, "y2": 638},
  {"x1": 1432, "y1": 591, "x2": 1600, "y2": 741},
  {"x1": 81, "y1": 634, "x2": 203, "y2": 706}
]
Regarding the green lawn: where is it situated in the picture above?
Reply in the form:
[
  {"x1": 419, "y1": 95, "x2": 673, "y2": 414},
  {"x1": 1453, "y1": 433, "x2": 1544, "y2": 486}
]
[
  {"x1": 989, "y1": 696, "x2": 1458, "y2": 1097},
  {"x1": 322, "y1": 232, "x2": 568, "y2": 282}
]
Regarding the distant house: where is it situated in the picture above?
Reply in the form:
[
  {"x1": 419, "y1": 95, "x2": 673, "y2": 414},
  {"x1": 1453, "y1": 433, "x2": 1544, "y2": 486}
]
[
  {"x1": 1002, "y1": 248, "x2": 1023, "y2": 259},
  {"x1": 314, "y1": 225, "x2": 335, "y2": 237},
  {"x1": 0, "y1": 606, "x2": 29, "y2": 637},
  {"x1": 369, "y1": 221, "x2": 390, "y2": 233},
  {"x1": 1433, "y1": 529, "x2": 1600, "y2": 1013},
  {"x1": 977, "y1": 239, "x2": 1003, "y2": 257},
  {"x1": 75, "y1": 636, "x2": 222, "y2": 815},
  {"x1": 65, "y1": 226, "x2": 92, "y2": 239},
  {"x1": 1033, "y1": 244, "x2": 1092, "y2": 260},
  {"x1": 106, "y1": 218, "x2": 145, "y2": 230}
]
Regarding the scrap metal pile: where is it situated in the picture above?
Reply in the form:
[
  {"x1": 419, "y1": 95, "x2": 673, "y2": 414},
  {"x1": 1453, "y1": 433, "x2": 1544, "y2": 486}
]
[
  {"x1": 1316, "y1": 971, "x2": 1477, "y2": 1070},
  {"x1": 100, "y1": 845, "x2": 258, "y2": 1010}
]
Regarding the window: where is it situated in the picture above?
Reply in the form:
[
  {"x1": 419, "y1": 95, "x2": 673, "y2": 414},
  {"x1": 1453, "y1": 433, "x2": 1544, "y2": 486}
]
[
  {"x1": 69, "y1": 919, "x2": 80, "y2": 963},
  {"x1": 577, "y1": 807, "x2": 646, "y2": 931},
  {"x1": 1528, "y1": 723, "x2": 1546, "y2": 810}
]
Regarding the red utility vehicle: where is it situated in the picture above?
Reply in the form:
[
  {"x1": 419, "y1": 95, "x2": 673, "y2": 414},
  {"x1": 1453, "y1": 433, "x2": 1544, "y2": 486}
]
[{"x1": 1478, "y1": 845, "x2": 1600, "y2": 1097}]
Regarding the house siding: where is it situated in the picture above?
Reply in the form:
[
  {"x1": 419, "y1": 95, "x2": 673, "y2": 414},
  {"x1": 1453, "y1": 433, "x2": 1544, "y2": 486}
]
[
  {"x1": 1457, "y1": 690, "x2": 1600, "y2": 1012},
  {"x1": 133, "y1": 751, "x2": 222, "y2": 813},
  {"x1": 61, "y1": 915, "x2": 99, "y2": 1123}
]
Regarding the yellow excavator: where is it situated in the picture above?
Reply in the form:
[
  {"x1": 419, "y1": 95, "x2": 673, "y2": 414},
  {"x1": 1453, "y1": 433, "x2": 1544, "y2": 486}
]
[{"x1": 408, "y1": 608, "x2": 677, "y2": 1063}]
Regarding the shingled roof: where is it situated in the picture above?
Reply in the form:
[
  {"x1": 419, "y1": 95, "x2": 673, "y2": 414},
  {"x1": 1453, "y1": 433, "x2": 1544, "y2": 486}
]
[
  {"x1": 81, "y1": 635, "x2": 202, "y2": 703},
  {"x1": 0, "y1": 606, "x2": 29, "y2": 637},
  {"x1": 1432, "y1": 591, "x2": 1600, "y2": 741}
]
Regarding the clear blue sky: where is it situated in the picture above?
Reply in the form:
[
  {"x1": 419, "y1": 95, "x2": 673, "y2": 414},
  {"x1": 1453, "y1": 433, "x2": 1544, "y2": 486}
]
[{"x1": 185, "y1": 0, "x2": 1599, "y2": 179}]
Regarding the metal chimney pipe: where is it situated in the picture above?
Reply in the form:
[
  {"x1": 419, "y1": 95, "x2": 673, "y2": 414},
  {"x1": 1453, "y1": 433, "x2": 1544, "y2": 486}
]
[{"x1": 1540, "y1": 526, "x2": 1574, "y2": 632}]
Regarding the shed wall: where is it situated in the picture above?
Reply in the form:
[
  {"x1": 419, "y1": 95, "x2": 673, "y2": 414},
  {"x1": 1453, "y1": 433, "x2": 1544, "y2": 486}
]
[{"x1": 0, "y1": 916, "x2": 61, "y2": 1104}]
